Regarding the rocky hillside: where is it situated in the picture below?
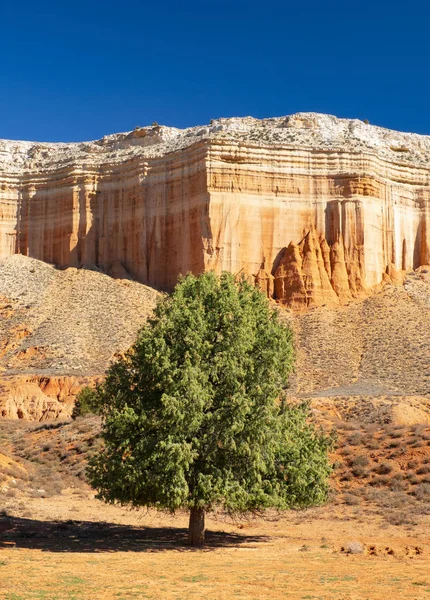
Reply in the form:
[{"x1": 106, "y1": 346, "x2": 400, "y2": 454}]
[
  {"x1": 286, "y1": 266, "x2": 430, "y2": 426},
  {"x1": 291, "y1": 268, "x2": 430, "y2": 398},
  {"x1": 0, "y1": 113, "x2": 429, "y2": 308},
  {"x1": 0, "y1": 255, "x2": 158, "y2": 419},
  {"x1": 0, "y1": 254, "x2": 428, "y2": 422}
]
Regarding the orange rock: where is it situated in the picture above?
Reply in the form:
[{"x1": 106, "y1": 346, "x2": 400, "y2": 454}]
[
  {"x1": 0, "y1": 375, "x2": 101, "y2": 420},
  {"x1": 273, "y1": 228, "x2": 365, "y2": 309},
  {"x1": 254, "y1": 267, "x2": 274, "y2": 298},
  {"x1": 1, "y1": 117, "x2": 430, "y2": 308}
]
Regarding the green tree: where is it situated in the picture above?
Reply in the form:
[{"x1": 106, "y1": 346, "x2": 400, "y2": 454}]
[
  {"x1": 87, "y1": 272, "x2": 332, "y2": 545},
  {"x1": 71, "y1": 386, "x2": 99, "y2": 419}
]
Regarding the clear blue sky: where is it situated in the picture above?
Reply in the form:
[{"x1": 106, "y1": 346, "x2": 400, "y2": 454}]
[{"x1": 1, "y1": 0, "x2": 429, "y2": 142}]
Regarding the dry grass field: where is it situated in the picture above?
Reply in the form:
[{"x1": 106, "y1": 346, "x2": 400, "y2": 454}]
[
  {"x1": 0, "y1": 493, "x2": 429, "y2": 600},
  {"x1": 1, "y1": 408, "x2": 429, "y2": 600}
]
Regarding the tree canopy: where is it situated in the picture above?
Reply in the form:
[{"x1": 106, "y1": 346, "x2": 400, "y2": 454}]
[{"x1": 87, "y1": 272, "x2": 332, "y2": 545}]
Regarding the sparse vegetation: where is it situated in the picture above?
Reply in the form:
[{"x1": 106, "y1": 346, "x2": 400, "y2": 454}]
[{"x1": 0, "y1": 395, "x2": 429, "y2": 599}]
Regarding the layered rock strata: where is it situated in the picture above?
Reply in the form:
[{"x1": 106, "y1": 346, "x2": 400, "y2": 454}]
[
  {"x1": 0, "y1": 375, "x2": 100, "y2": 420},
  {"x1": 1, "y1": 113, "x2": 430, "y2": 307}
]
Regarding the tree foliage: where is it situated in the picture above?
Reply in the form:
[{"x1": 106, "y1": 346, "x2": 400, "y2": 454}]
[
  {"x1": 87, "y1": 272, "x2": 332, "y2": 544},
  {"x1": 71, "y1": 386, "x2": 99, "y2": 419}
]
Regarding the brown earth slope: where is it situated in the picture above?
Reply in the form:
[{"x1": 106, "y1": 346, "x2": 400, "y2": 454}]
[
  {"x1": 0, "y1": 255, "x2": 429, "y2": 421},
  {"x1": 285, "y1": 268, "x2": 430, "y2": 428},
  {"x1": 0, "y1": 254, "x2": 158, "y2": 419},
  {"x1": 291, "y1": 269, "x2": 430, "y2": 397}
]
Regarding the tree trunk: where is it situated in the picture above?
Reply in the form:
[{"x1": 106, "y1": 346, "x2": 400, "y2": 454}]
[{"x1": 187, "y1": 507, "x2": 205, "y2": 546}]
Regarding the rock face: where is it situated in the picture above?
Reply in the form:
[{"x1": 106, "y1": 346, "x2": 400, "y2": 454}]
[
  {"x1": 0, "y1": 375, "x2": 100, "y2": 420},
  {"x1": 1, "y1": 113, "x2": 430, "y2": 307}
]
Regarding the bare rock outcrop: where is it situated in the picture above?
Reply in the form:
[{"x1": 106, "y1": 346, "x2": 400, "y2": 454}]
[
  {"x1": 0, "y1": 113, "x2": 429, "y2": 307},
  {"x1": 273, "y1": 228, "x2": 351, "y2": 308},
  {"x1": 0, "y1": 375, "x2": 100, "y2": 420}
]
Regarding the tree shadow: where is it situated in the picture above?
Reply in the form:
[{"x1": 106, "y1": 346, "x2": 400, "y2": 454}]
[{"x1": 0, "y1": 516, "x2": 270, "y2": 553}]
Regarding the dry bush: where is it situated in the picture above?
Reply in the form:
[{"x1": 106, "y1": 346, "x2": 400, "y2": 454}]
[
  {"x1": 412, "y1": 483, "x2": 430, "y2": 501},
  {"x1": 351, "y1": 455, "x2": 370, "y2": 467},
  {"x1": 375, "y1": 461, "x2": 393, "y2": 475},
  {"x1": 416, "y1": 465, "x2": 430, "y2": 475},
  {"x1": 364, "y1": 439, "x2": 380, "y2": 450},
  {"x1": 352, "y1": 466, "x2": 370, "y2": 478},
  {"x1": 385, "y1": 510, "x2": 416, "y2": 526},
  {"x1": 370, "y1": 475, "x2": 391, "y2": 487},
  {"x1": 2, "y1": 464, "x2": 27, "y2": 480},
  {"x1": 408, "y1": 438, "x2": 424, "y2": 448},
  {"x1": 347, "y1": 431, "x2": 363, "y2": 446},
  {"x1": 390, "y1": 479, "x2": 408, "y2": 492},
  {"x1": 388, "y1": 439, "x2": 402, "y2": 448},
  {"x1": 406, "y1": 471, "x2": 420, "y2": 485},
  {"x1": 344, "y1": 493, "x2": 361, "y2": 506},
  {"x1": 412, "y1": 424, "x2": 426, "y2": 435}
]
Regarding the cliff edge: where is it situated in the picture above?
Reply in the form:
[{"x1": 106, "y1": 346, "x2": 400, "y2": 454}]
[{"x1": 1, "y1": 112, "x2": 430, "y2": 308}]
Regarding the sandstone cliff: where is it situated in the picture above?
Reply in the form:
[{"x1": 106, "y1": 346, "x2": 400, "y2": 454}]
[{"x1": 1, "y1": 112, "x2": 430, "y2": 308}]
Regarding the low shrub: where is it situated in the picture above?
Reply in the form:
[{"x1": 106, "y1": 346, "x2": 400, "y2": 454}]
[
  {"x1": 413, "y1": 483, "x2": 430, "y2": 501},
  {"x1": 375, "y1": 461, "x2": 393, "y2": 475},
  {"x1": 370, "y1": 475, "x2": 391, "y2": 487},
  {"x1": 352, "y1": 466, "x2": 370, "y2": 478},
  {"x1": 390, "y1": 479, "x2": 407, "y2": 492},
  {"x1": 351, "y1": 455, "x2": 370, "y2": 467},
  {"x1": 347, "y1": 432, "x2": 363, "y2": 446},
  {"x1": 344, "y1": 493, "x2": 361, "y2": 506},
  {"x1": 417, "y1": 465, "x2": 430, "y2": 475},
  {"x1": 72, "y1": 387, "x2": 99, "y2": 419}
]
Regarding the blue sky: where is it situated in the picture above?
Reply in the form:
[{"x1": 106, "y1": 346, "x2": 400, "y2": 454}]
[{"x1": 1, "y1": 0, "x2": 429, "y2": 141}]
